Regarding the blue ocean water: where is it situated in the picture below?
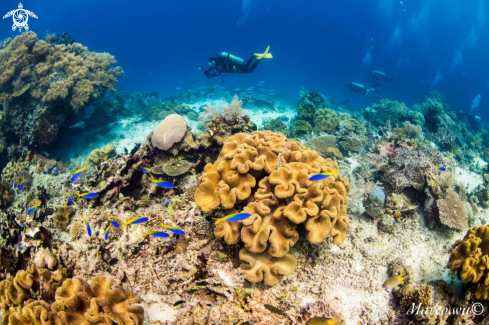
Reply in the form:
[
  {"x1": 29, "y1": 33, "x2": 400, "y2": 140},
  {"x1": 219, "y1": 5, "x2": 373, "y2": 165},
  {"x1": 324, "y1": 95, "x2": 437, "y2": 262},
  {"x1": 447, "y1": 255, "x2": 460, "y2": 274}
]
[{"x1": 1, "y1": 0, "x2": 488, "y2": 118}]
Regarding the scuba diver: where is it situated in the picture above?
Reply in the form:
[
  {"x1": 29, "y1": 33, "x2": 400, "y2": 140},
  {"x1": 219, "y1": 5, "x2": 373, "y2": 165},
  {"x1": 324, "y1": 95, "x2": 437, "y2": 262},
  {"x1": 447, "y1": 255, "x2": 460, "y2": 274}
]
[
  {"x1": 345, "y1": 82, "x2": 375, "y2": 96},
  {"x1": 371, "y1": 70, "x2": 393, "y2": 86},
  {"x1": 200, "y1": 46, "x2": 272, "y2": 80}
]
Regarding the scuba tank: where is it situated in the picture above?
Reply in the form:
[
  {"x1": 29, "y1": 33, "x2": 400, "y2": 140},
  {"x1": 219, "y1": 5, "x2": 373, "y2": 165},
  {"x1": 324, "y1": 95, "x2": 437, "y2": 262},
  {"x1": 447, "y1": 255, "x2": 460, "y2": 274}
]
[{"x1": 218, "y1": 52, "x2": 244, "y2": 65}]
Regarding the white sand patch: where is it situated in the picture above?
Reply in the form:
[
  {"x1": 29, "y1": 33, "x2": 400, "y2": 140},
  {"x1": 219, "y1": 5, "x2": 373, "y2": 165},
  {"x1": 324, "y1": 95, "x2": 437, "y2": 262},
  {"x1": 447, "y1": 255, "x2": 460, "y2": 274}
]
[
  {"x1": 404, "y1": 230, "x2": 459, "y2": 283},
  {"x1": 453, "y1": 167, "x2": 483, "y2": 194},
  {"x1": 140, "y1": 292, "x2": 177, "y2": 323}
]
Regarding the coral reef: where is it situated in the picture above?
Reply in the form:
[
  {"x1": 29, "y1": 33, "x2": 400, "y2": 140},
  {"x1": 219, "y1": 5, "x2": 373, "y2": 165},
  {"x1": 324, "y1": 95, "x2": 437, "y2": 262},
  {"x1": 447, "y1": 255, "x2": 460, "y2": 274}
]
[
  {"x1": 195, "y1": 131, "x2": 349, "y2": 285},
  {"x1": 447, "y1": 225, "x2": 489, "y2": 299},
  {"x1": 0, "y1": 31, "x2": 123, "y2": 165},
  {"x1": 304, "y1": 135, "x2": 343, "y2": 158},
  {"x1": 152, "y1": 114, "x2": 189, "y2": 151},
  {"x1": 0, "y1": 181, "x2": 12, "y2": 207},
  {"x1": 366, "y1": 189, "x2": 385, "y2": 218},
  {"x1": 87, "y1": 144, "x2": 116, "y2": 166}
]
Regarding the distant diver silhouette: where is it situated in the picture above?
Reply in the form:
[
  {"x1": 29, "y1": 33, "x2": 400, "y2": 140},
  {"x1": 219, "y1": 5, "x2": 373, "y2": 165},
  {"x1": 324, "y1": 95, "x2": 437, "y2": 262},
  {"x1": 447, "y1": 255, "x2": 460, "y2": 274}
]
[
  {"x1": 345, "y1": 82, "x2": 383, "y2": 97},
  {"x1": 371, "y1": 70, "x2": 393, "y2": 85},
  {"x1": 200, "y1": 46, "x2": 272, "y2": 81}
]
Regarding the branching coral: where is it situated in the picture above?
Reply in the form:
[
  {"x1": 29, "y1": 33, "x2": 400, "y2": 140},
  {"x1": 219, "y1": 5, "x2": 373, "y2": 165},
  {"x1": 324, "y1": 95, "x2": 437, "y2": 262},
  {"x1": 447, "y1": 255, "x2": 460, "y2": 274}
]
[{"x1": 195, "y1": 131, "x2": 349, "y2": 285}]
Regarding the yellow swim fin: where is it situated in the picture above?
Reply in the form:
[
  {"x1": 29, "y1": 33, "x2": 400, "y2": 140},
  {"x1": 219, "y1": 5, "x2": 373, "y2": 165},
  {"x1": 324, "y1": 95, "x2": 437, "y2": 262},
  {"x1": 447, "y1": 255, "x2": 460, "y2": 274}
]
[{"x1": 254, "y1": 45, "x2": 273, "y2": 60}]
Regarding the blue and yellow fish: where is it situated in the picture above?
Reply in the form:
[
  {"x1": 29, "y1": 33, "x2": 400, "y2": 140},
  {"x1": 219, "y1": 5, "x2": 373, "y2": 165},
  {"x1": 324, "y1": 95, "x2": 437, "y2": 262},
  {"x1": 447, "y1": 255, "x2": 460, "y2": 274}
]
[
  {"x1": 18, "y1": 178, "x2": 25, "y2": 191},
  {"x1": 77, "y1": 192, "x2": 99, "y2": 199},
  {"x1": 309, "y1": 170, "x2": 340, "y2": 181},
  {"x1": 122, "y1": 217, "x2": 148, "y2": 228},
  {"x1": 12, "y1": 179, "x2": 18, "y2": 190},
  {"x1": 149, "y1": 174, "x2": 174, "y2": 188},
  {"x1": 71, "y1": 165, "x2": 88, "y2": 183},
  {"x1": 108, "y1": 218, "x2": 120, "y2": 228},
  {"x1": 82, "y1": 217, "x2": 92, "y2": 237},
  {"x1": 98, "y1": 181, "x2": 107, "y2": 187},
  {"x1": 65, "y1": 192, "x2": 74, "y2": 205},
  {"x1": 43, "y1": 170, "x2": 47, "y2": 175},
  {"x1": 436, "y1": 166, "x2": 446, "y2": 171},
  {"x1": 159, "y1": 224, "x2": 185, "y2": 235},
  {"x1": 27, "y1": 204, "x2": 41, "y2": 215},
  {"x1": 142, "y1": 167, "x2": 152, "y2": 173},
  {"x1": 383, "y1": 274, "x2": 409, "y2": 289},
  {"x1": 144, "y1": 231, "x2": 170, "y2": 238},
  {"x1": 213, "y1": 212, "x2": 251, "y2": 225},
  {"x1": 104, "y1": 225, "x2": 111, "y2": 240}
]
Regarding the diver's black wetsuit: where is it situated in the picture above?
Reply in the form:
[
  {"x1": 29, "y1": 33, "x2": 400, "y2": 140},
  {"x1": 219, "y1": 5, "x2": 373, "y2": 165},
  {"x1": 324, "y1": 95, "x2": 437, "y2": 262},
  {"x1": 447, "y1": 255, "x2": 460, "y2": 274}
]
[{"x1": 202, "y1": 54, "x2": 260, "y2": 79}]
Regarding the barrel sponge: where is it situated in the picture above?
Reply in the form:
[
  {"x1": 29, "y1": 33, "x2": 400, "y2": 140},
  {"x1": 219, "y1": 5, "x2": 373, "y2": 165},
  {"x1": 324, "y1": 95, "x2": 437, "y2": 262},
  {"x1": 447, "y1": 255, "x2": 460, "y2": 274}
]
[
  {"x1": 239, "y1": 249, "x2": 297, "y2": 286},
  {"x1": 195, "y1": 131, "x2": 350, "y2": 285},
  {"x1": 151, "y1": 114, "x2": 188, "y2": 151},
  {"x1": 447, "y1": 225, "x2": 489, "y2": 299}
]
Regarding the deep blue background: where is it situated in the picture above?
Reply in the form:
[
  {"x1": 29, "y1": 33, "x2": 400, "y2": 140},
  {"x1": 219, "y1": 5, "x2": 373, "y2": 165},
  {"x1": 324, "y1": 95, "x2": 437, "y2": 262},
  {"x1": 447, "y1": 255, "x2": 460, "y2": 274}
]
[{"x1": 1, "y1": 0, "x2": 488, "y2": 119}]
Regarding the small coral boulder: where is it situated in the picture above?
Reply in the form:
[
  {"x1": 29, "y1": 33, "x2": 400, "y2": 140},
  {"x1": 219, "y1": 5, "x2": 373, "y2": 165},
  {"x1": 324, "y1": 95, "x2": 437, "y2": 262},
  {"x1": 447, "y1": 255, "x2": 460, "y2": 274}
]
[{"x1": 151, "y1": 114, "x2": 188, "y2": 151}]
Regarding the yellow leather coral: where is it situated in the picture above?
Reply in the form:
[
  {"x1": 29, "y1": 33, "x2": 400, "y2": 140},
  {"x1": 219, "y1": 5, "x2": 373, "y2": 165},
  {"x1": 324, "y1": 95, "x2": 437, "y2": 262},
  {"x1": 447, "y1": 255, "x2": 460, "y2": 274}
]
[
  {"x1": 0, "y1": 265, "x2": 144, "y2": 325},
  {"x1": 196, "y1": 131, "x2": 350, "y2": 285},
  {"x1": 447, "y1": 225, "x2": 489, "y2": 299}
]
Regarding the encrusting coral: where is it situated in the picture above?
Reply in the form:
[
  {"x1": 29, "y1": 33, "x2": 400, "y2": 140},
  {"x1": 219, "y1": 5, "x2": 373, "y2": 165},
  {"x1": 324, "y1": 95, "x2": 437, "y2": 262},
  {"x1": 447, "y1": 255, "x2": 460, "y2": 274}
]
[
  {"x1": 195, "y1": 131, "x2": 350, "y2": 285},
  {"x1": 447, "y1": 225, "x2": 489, "y2": 299},
  {"x1": 87, "y1": 144, "x2": 116, "y2": 165}
]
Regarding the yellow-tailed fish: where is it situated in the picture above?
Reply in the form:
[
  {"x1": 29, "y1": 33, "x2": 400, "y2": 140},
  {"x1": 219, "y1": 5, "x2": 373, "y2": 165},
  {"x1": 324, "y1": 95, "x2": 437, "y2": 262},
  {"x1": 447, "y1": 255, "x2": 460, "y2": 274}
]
[
  {"x1": 383, "y1": 274, "x2": 409, "y2": 289},
  {"x1": 143, "y1": 231, "x2": 170, "y2": 238},
  {"x1": 77, "y1": 192, "x2": 99, "y2": 199},
  {"x1": 159, "y1": 224, "x2": 185, "y2": 235},
  {"x1": 213, "y1": 212, "x2": 251, "y2": 225},
  {"x1": 108, "y1": 218, "x2": 120, "y2": 228},
  {"x1": 436, "y1": 166, "x2": 446, "y2": 171},
  {"x1": 82, "y1": 217, "x2": 92, "y2": 237},
  {"x1": 306, "y1": 317, "x2": 344, "y2": 325},
  {"x1": 19, "y1": 177, "x2": 25, "y2": 191},
  {"x1": 71, "y1": 165, "x2": 88, "y2": 183},
  {"x1": 122, "y1": 217, "x2": 149, "y2": 228},
  {"x1": 65, "y1": 192, "x2": 74, "y2": 205},
  {"x1": 142, "y1": 167, "x2": 152, "y2": 173},
  {"x1": 12, "y1": 179, "x2": 18, "y2": 190},
  {"x1": 99, "y1": 181, "x2": 107, "y2": 187},
  {"x1": 309, "y1": 170, "x2": 340, "y2": 181},
  {"x1": 27, "y1": 204, "x2": 41, "y2": 215},
  {"x1": 264, "y1": 304, "x2": 288, "y2": 318},
  {"x1": 104, "y1": 225, "x2": 111, "y2": 240},
  {"x1": 149, "y1": 173, "x2": 174, "y2": 188}
]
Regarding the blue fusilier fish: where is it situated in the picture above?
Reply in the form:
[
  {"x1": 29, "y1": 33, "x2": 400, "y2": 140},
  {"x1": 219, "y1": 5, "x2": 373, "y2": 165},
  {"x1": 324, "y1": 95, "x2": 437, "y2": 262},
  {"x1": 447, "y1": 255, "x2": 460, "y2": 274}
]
[
  {"x1": 108, "y1": 218, "x2": 120, "y2": 228},
  {"x1": 122, "y1": 217, "x2": 148, "y2": 228},
  {"x1": 213, "y1": 212, "x2": 251, "y2": 225},
  {"x1": 65, "y1": 192, "x2": 74, "y2": 205},
  {"x1": 12, "y1": 179, "x2": 18, "y2": 190},
  {"x1": 142, "y1": 167, "x2": 152, "y2": 173},
  {"x1": 309, "y1": 170, "x2": 340, "y2": 181},
  {"x1": 77, "y1": 192, "x2": 99, "y2": 199},
  {"x1": 82, "y1": 217, "x2": 92, "y2": 237},
  {"x1": 149, "y1": 174, "x2": 174, "y2": 188},
  {"x1": 71, "y1": 165, "x2": 88, "y2": 183},
  {"x1": 436, "y1": 166, "x2": 446, "y2": 171},
  {"x1": 27, "y1": 204, "x2": 41, "y2": 215},
  {"x1": 144, "y1": 231, "x2": 170, "y2": 238},
  {"x1": 160, "y1": 224, "x2": 185, "y2": 235},
  {"x1": 19, "y1": 178, "x2": 25, "y2": 191},
  {"x1": 43, "y1": 170, "x2": 47, "y2": 175},
  {"x1": 104, "y1": 225, "x2": 111, "y2": 240}
]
